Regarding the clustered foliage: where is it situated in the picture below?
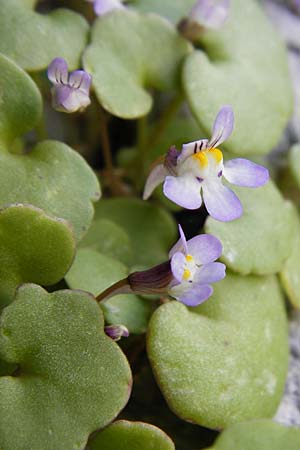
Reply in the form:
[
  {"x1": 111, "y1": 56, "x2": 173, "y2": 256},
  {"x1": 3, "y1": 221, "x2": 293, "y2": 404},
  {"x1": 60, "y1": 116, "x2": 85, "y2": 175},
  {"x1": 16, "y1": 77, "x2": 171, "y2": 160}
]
[{"x1": 0, "y1": 1, "x2": 299, "y2": 449}]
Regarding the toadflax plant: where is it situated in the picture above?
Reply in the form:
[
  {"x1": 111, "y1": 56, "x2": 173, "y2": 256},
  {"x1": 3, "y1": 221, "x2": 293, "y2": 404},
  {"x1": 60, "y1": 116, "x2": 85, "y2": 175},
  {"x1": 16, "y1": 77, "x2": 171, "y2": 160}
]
[{"x1": 0, "y1": 0, "x2": 298, "y2": 449}]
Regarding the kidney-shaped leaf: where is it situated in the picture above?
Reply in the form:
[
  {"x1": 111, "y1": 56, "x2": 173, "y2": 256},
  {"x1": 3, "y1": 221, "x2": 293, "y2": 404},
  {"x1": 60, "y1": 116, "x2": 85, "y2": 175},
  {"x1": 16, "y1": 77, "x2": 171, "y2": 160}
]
[
  {"x1": 205, "y1": 181, "x2": 295, "y2": 275},
  {"x1": 0, "y1": 54, "x2": 101, "y2": 242},
  {"x1": 0, "y1": 284, "x2": 132, "y2": 450},
  {"x1": 90, "y1": 420, "x2": 175, "y2": 450},
  {"x1": 0, "y1": 0, "x2": 88, "y2": 70},
  {"x1": 208, "y1": 420, "x2": 300, "y2": 450},
  {"x1": 0, "y1": 204, "x2": 75, "y2": 308},
  {"x1": 79, "y1": 218, "x2": 133, "y2": 266},
  {"x1": 133, "y1": 0, "x2": 195, "y2": 23},
  {"x1": 94, "y1": 198, "x2": 177, "y2": 267},
  {"x1": 280, "y1": 205, "x2": 300, "y2": 309},
  {"x1": 83, "y1": 10, "x2": 191, "y2": 118},
  {"x1": 0, "y1": 141, "x2": 100, "y2": 242},
  {"x1": 147, "y1": 273, "x2": 288, "y2": 429},
  {"x1": 0, "y1": 53, "x2": 42, "y2": 146},
  {"x1": 289, "y1": 144, "x2": 300, "y2": 189},
  {"x1": 66, "y1": 249, "x2": 153, "y2": 334},
  {"x1": 183, "y1": 0, "x2": 292, "y2": 155}
]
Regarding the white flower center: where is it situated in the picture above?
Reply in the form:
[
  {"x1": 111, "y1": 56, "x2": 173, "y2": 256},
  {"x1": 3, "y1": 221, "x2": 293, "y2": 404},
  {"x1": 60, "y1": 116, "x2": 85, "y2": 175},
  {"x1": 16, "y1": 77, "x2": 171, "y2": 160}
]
[
  {"x1": 182, "y1": 254, "x2": 198, "y2": 282},
  {"x1": 179, "y1": 148, "x2": 224, "y2": 181}
]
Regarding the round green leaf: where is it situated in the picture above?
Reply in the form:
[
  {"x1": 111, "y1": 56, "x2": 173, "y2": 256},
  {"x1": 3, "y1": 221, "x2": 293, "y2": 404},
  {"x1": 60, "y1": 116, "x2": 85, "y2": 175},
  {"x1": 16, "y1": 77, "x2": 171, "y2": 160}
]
[
  {"x1": 0, "y1": 54, "x2": 101, "y2": 241},
  {"x1": 90, "y1": 420, "x2": 175, "y2": 450},
  {"x1": 0, "y1": 54, "x2": 42, "y2": 146},
  {"x1": 0, "y1": 0, "x2": 89, "y2": 70},
  {"x1": 133, "y1": 0, "x2": 195, "y2": 23},
  {"x1": 79, "y1": 218, "x2": 133, "y2": 266},
  {"x1": 66, "y1": 248, "x2": 153, "y2": 333},
  {"x1": 94, "y1": 198, "x2": 177, "y2": 267},
  {"x1": 289, "y1": 144, "x2": 300, "y2": 189},
  {"x1": 83, "y1": 10, "x2": 191, "y2": 118},
  {"x1": 0, "y1": 284, "x2": 132, "y2": 450},
  {"x1": 208, "y1": 420, "x2": 300, "y2": 450},
  {"x1": 205, "y1": 181, "x2": 295, "y2": 275},
  {"x1": 0, "y1": 141, "x2": 100, "y2": 242},
  {"x1": 147, "y1": 273, "x2": 288, "y2": 429},
  {"x1": 0, "y1": 203, "x2": 75, "y2": 308},
  {"x1": 183, "y1": 0, "x2": 293, "y2": 155},
  {"x1": 280, "y1": 205, "x2": 300, "y2": 309}
]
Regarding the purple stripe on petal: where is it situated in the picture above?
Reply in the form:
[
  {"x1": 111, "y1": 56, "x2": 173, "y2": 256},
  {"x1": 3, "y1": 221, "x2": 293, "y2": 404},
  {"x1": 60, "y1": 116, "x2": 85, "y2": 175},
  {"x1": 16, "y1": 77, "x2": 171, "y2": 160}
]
[
  {"x1": 178, "y1": 139, "x2": 208, "y2": 164},
  {"x1": 209, "y1": 105, "x2": 234, "y2": 148},
  {"x1": 186, "y1": 234, "x2": 223, "y2": 265},
  {"x1": 202, "y1": 180, "x2": 242, "y2": 221},
  {"x1": 173, "y1": 283, "x2": 213, "y2": 306},
  {"x1": 223, "y1": 158, "x2": 269, "y2": 188},
  {"x1": 194, "y1": 262, "x2": 226, "y2": 285},
  {"x1": 48, "y1": 57, "x2": 69, "y2": 85},
  {"x1": 163, "y1": 175, "x2": 202, "y2": 209},
  {"x1": 170, "y1": 252, "x2": 186, "y2": 282},
  {"x1": 143, "y1": 164, "x2": 168, "y2": 200},
  {"x1": 69, "y1": 70, "x2": 92, "y2": 93}
]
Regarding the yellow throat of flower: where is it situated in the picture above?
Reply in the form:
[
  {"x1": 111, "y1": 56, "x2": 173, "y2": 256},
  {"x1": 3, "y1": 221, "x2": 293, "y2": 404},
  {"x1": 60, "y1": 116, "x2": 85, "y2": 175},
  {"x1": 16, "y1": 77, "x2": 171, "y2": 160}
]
[{"x1": 192, "y1": 148, "x2": 223, "y2": 168}]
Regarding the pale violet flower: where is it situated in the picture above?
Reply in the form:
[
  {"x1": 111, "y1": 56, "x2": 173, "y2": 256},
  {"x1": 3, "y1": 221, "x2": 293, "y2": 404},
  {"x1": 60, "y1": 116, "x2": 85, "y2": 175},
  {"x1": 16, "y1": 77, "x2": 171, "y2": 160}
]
[
  {"x1": 167, "y1": 225, "x2": 226, "y2": 306},
  {"x1": 47, "y1": 58, "x2": 92, "y2": 113},
  {"x1": 143, "y1": 105, "x2": 269, "y2": 222},
  {"x1": 87, "y1": 0, "x2": 125, "y2": 16},
  {"x1": 105, "y1": 324, "x2": 129, "y2": 341},
  {"x1": 189, "y1": 0, "x2": 230, "y2": 29},
  {"x1": 97, "y1": 225, "x2": 225, "y2": 307}
]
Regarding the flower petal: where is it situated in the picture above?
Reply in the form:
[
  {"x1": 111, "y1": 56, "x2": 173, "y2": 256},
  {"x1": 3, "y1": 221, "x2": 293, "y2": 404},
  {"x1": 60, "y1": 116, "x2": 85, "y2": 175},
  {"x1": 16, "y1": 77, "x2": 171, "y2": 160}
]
[
  {"x1": 143, "y1": 164, "x2": 168, "y2": 200},
  {"x1": 69, "y1": 70, "x2": 92, "y2": 93},
  {"x1": 93, "y1": 0, "x2": 125, "y2": 16},
  {"x1": 223, "y1": 158, "x2": 269, "y2": 187},
  {"x1": 47, "y1": 57, "x2": 69, "y2": 85},
  {"x1": 189, "y1": 0, "x2": 230, "y2": 30},
  {"x1": 169, "y1": 224, "x2": 188, "y2": 258},
  {"x1": 209, "y1": 105, "x2": 234, "y2": 148},
  {"x1": 194, "y1": 262, "x2": 226, "y2": 284},
  {"x1": 163, "y1": 175, "x2": 202, "y2": 209},
  {"x1": 170, "y1": 252, "x2": 186, "y2": 282},
  {"x1": 186, "y1": 234, "x2": 223, "y2": 265},
  {"x1": 202, "y1": 180, "x2": 242, "y2": 221},
  {"x1": 170, "y1": 283, "x2": 213, "y2": 306},
  {"x1": 52, "y1": 86, "x2": 90, "y2": 113},
  {"x1": 178, "y1": 139, "x2": 208, "y2": 164}
]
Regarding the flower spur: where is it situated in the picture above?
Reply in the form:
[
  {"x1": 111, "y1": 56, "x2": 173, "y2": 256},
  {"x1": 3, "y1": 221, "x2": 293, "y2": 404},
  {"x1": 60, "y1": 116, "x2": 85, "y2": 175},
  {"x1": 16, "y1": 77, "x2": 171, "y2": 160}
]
[
  {"x1": 143, "y1": 105, "x2": 269, "y2": 222},
  {"x1": 97, "y1": 225, "x2": 226, "y2": 307}
]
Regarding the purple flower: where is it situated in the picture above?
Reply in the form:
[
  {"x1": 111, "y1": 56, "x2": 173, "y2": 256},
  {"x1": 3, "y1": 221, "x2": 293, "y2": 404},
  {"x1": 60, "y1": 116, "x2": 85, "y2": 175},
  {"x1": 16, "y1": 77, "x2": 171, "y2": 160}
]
[
  {"x1": 167, "y1": 225, "x2": 226, "y2": 306},
  {"x1": 87, "y1": 0, "x2": 125, "y2": 16},
  {"x1": 105, "y1": 324, "x2": 129, "y2": 341},
  {"x1": 97, "y1": 226, "x2": 225, "y2": 307},
  {"x1": 143, "y1": 105, "x2": 269, "y2": 222},
  {"x1": 189, "y1": 0, "x2": 230, "y2": 29},
  {"x1": 127, "y1": 225, "x2": 225, "y2": 307},
  {"x1": 47, "y1": 58, "x2": 92, "y2": 113}
]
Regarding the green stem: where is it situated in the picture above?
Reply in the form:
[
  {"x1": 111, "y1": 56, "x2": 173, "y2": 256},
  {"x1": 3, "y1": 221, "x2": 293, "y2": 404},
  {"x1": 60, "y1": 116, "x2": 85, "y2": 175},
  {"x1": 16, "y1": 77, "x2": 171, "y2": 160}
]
[
  {"x1": 99, "y1": 108, "x2": 114, "y2": 175},
  {"x1": 98, "y1": 107, "x2": 127, "y2": 196},
  {"x1": 146, "y1": 92, "x2": 183, "y2": 149},
  {"x1": 136, "y1": 93, "x2": 183, "y2": 189}
]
